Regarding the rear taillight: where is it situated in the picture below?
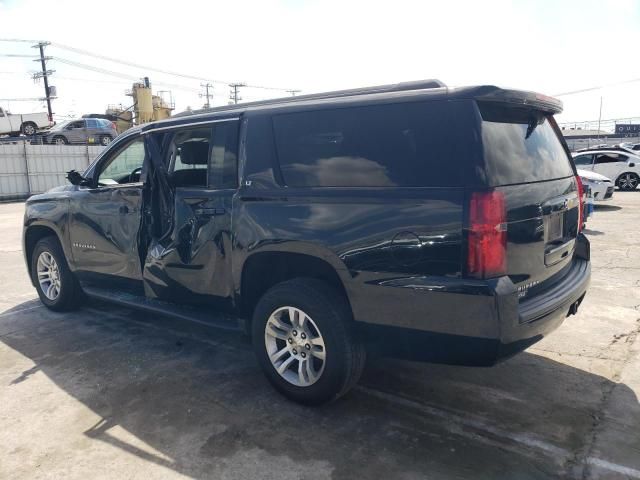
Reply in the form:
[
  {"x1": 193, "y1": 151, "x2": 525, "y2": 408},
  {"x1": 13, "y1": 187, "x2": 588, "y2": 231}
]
[
  {"x1": 575, "y1": 175, "x2": 584, "y2": 232},
  {"x1": 111, "y1": 121, "x2": 117, "y2": 130},
  {"x1": 468, "y1": 190, "x2": 507, "y2": 279}
]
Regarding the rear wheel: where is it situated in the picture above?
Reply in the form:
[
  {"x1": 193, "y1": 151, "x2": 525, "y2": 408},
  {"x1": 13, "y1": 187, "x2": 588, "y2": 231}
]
[
  {"x1": 252, "y1": 278, "x2": 365, "y2": 405},
  {"x1": 617, "y1": 172, "x2": 639, "y2": 191},
  {"x1": 31, "y1": 236, "x2": 83, "y2": 311},
  {"x1": 100, "y1": 135, "x2": 112, "y2": 146}
]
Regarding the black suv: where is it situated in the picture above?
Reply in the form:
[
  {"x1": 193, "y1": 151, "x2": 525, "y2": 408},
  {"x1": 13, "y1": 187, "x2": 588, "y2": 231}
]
[{"x1": 23, "y1": 80, "x2": 591, "y2": 405}]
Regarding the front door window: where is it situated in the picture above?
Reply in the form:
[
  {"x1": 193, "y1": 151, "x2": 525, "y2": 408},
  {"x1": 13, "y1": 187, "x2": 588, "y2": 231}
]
[{"x1": 98, "y1": 138, "x2": 145, "y2": 185}]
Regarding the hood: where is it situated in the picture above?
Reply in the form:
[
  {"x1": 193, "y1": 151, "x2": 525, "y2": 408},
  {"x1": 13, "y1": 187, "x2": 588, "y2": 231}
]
[{"x1": 577, "y1": 169, "x2": 611, "y2": 182}]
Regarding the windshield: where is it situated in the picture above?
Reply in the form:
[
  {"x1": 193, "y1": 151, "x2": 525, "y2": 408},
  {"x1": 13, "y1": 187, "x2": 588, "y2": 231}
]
[{"x1": 50, "y1": 121, "x2": 70, "y2": 131}]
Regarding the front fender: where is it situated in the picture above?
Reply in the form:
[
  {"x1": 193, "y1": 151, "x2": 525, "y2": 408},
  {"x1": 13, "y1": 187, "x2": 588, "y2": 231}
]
[{"x1": 24, "y1": 197, "x2": 73, "y2": 272}]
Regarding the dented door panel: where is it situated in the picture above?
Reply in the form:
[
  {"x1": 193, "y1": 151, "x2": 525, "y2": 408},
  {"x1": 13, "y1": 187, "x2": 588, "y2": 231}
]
[{"x1": 143, "y1": 188, "x2": 235, "y2": 306}]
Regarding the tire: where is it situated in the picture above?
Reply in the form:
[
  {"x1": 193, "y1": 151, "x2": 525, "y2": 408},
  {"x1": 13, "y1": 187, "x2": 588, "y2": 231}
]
[
  {"x1": 21, "y1": 122, "x2": 37, "y2": 136},
  {"x1": 100, "y1": 135, "x2": 112, "y2": 146},
  {"x1": 252, "y1": 278, "x2": 366, "y2": 405},
  {"x1": 617, "y1": 172, "x2": 639, "y2": 191},
  {"x1": 53, "y1": 136, "x2": 68, "y2": 145},
  {"x1": 31, "y1": 236, "x2": 83, "y2": 311}
]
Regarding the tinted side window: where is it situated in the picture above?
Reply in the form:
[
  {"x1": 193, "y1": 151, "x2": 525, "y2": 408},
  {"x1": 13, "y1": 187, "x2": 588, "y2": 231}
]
[
  {"x1": 86, "y1": 119, "x2": 99, "y2": 128},
  {"x1": 272, "y1": 101, "x2": 458, "y2": 187},
  {"x1": 573, "y1": 155, "x2": 593, "y2": 166},
  {"x1": 209, "y1": 121, "x2": 239, "y2": 189},
  {"x1": 595, "y1": 154, "x2": 627, "y2": 164},
  {"x1": 169, "y1": 128, "x2": 210, "y2": 188}
]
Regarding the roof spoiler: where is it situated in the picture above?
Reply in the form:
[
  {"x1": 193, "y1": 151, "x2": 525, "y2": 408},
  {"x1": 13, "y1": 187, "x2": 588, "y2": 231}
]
[{"x1": 473, "y1": 86, "x2": 563, "y2": 114}]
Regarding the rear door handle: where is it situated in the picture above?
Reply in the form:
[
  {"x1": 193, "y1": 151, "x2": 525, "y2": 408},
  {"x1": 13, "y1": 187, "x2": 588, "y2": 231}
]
[{"x1": 194, "y1": 207, "x2": 226, "y2": 216}]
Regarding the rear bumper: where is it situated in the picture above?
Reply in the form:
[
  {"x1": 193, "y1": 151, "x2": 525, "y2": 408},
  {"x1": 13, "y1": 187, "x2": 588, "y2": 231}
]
[{"x1": 355, "y1": 235, "x2": 591, "y2": 366}]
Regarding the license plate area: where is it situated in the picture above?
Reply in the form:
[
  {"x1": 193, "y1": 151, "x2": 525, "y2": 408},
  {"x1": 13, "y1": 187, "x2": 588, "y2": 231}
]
[{"x1": 546, "y1": 212, "x2": 564, "y2": 243}]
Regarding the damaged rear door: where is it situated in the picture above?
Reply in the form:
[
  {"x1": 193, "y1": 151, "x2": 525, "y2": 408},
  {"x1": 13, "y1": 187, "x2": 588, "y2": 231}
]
[{"x1": 142, "y1": 119, "x2": 239, "y2": 308}]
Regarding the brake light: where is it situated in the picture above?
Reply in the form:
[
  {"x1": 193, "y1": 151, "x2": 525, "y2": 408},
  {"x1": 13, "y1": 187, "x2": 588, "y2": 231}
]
[
  {"x1": 111, "y1": 121, "x2": 117, "y2": 131},
  {"x1": 468, "y1": 191, "x2": 507, "y2": 278},
  {"x1": 575, "y1": 175, "x2": 584, "y2": 232}
]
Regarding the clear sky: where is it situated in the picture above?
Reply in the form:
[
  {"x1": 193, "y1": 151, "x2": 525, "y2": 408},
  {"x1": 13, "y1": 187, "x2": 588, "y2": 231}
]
[{"x1": 1, "y1": 0, "x2": 639, "y2": 128}]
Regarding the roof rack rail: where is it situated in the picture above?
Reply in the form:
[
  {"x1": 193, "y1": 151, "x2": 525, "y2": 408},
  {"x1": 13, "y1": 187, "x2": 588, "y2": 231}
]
[{"x1": 178, "y1": 79, "x2": 446, "y2": 117}]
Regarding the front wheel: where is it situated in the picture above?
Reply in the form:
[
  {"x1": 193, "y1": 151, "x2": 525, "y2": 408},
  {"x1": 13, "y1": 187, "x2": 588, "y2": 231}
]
[
  {"x1": 252, "y1": 278, "x2": 365, "y2": 405},
  {"x1": 53, "y1": 136, "x2": 68, "y2": 145},
  {"x1": 31, "y1": 236, "x2": 83, "y2": 311},
  {"x1": 617, "y1": 172, "x2": 639, "y2": 191},
  {"x1": 22, "y1": 122, "x2": 37, "y2": 136}
]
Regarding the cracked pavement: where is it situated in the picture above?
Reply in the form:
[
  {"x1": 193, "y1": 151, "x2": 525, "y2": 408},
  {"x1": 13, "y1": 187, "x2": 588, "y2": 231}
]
[{"x1": 0, "y1": 193, "x2": 639, "y2": 479}]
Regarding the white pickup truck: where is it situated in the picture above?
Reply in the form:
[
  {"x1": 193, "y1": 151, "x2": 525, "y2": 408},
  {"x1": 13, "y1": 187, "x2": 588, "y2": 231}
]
[{"x1": 0, "y1": 107, "x2": 52, "y2": 136}]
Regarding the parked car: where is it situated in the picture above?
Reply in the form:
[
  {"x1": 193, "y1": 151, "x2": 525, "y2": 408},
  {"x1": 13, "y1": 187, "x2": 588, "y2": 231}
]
[
  {"x1": 41, "y1": 118, "x2": 117, "y2": 146},
  {"x1": 576, "y1": 144, "x2": 637, "y2": 155},
  {"x1": 577, "y1": 169, "x2": 615, "y2": 201},
  {"x1": 0, "y1": 107, "x2": 52, "y2": 136},
  {"x1": 23, "y1": 81, "x2": 591, "y2": 405},
  {"x1": 572, "y1": 150, "x2": 640, "y2": 190}
]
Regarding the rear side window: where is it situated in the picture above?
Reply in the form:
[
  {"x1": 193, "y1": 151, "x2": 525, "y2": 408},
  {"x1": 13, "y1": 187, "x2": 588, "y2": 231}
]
[
  {"x1": 479, "y1": 102, "x2": 573, "y2": 186},
  {"x1": 594, "y1": 153, "x2": 627, "y2": 164},
  {"x1": 272, "y1": 101, "x2": 459, "y2": 187}
]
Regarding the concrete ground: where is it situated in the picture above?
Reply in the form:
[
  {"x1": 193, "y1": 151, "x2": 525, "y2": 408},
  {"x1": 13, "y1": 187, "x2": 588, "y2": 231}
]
[{"x1": 0, "y1": 194, "x2": 639, "y2": 480}]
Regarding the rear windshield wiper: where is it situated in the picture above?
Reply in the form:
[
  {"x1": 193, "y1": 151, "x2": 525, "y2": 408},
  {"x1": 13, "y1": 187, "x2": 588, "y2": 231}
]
[{"x1": 525, "y1": 115, "x2": 540, "y2": 140}]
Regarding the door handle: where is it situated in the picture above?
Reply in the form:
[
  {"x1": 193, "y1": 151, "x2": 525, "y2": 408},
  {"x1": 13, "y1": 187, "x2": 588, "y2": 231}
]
[{"x1": 194, "y1": 207, "x2": 226, "y2": 216}]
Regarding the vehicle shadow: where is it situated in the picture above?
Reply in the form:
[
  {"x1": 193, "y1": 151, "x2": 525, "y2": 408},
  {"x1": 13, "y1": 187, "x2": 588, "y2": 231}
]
[
  {"x1": 1, "y1": 300, "x2": 639, "y2": 479},
  {"x1": 594, "y1": 204, "x2": 622, "y2": 212},
  {"x1": 582, "y1": 228, "x2": 604, "y2": 236}
]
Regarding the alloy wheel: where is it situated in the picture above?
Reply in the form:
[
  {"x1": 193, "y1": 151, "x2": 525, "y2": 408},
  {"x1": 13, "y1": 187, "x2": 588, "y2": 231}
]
[
  {"x1": 37, "y1": 251, "x2": 61, "y2": 301},
  {"x1": 264, "y1": 306, "x2": 326, "y2": 387},
  {"x1": 618, "y1": 173, "x2": 639, "y2": 190}
]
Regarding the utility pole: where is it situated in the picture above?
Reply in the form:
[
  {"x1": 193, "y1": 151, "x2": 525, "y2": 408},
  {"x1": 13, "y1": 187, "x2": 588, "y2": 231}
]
[
  {"x1": 596, "y1": 96, "x2": 603, "y2": 143},
  {"x1": 286, "y1": 89, "x2": 301, "y2": 96},
  {"x1": 32, "y1": 41, "x2": 54, "y2": 121},
  {"x1": 199, "y1": 82, "x2": 213, "y2": 108},
  {"x1": 229, "y1": 83, "x2": 246, "y2": 104}
]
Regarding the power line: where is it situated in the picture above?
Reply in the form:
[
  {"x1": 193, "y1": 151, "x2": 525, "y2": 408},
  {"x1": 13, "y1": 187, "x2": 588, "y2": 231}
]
[
  {"x1": 3, "y1": 38, "x2": 301, "y2": 95},
  {"x1": 49, "y1": 41, "x2": 296, "y2": 92},
  {"x1": 0, "y1": 38, "x2": 43, "y2": 43},
  {"x1": 0, "y1": 53, "x2": 40, "y2": 58},
  {"x1": 52, "y1": 57, "x2": 202, "y2": 93},
  {"x1": 553, "y1": 77, "x2": 640, "y2": 97},
  {"x1": 0, "y1": 97, "x2": 44, "y2": 101}
]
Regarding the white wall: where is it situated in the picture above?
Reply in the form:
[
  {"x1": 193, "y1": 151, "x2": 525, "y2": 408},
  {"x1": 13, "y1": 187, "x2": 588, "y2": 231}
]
[{"x1": 0, "y1": 144, "x2": 105, "y2": 200}]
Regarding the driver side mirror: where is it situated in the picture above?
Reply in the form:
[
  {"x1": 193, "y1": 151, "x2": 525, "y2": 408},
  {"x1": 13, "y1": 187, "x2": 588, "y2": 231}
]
[{"x1": 66, "y1": 170, "x2": 91, "y2": 186}]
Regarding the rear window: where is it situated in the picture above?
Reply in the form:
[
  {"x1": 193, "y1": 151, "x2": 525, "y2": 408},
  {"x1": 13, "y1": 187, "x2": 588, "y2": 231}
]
[
  {"x1": 272, "y1": 101, "x2": 460, "y2": 187},
  {"x1": 479, "y1": 102, "x2": 573, "y2": 185}
]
